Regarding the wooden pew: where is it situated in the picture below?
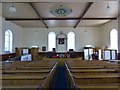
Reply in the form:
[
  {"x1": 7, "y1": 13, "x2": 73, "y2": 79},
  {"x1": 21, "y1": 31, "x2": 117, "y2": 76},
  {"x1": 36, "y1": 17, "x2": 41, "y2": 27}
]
[
  {"x1": 3, "y1": 60, "x2": 57, "y2": 70},
  {"x1": 3, "y1": 69, "x2": 51, "y2": 74},
  {"x1": 70, "y1": 68, "x2": 117, "y2": 73},
  {"x1": 76, "y1": 83, "x2": 120, "y2": 90},
  {"x1": 65, "y1": 62, "x2": 76, "y2": 89},
  {"x1": 41, "y1": 62, "x2": 58, "y2": 89},
  {"x1": 2, "y1": 60, "x2": 57, "y2": 73},
  {"x1": 69, "y1": 66, "x2": 104, "y2": 69},
  {"x1": 72, "y1": 73, "x2": 119, "y2": 84},
  {"x1": 65, "y1": 60, "x2": 120, "y2": 90},
  {"x1": 2, "y1": 73, "x2": 47, "y2": 90},
  {"x1": 66, "y1": 60, "x2": 105, "y2": 69},
  {"x1": 66, "y1": 59, "x2": 119, "y2": 69},
  {"x1": 2, "y1": 60, "x2": 58, "y2": 90}
]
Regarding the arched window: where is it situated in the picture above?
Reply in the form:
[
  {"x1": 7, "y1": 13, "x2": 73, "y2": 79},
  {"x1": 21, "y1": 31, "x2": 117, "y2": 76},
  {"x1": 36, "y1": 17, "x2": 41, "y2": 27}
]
[
  {"x1": 48, "y1": 32, "x2": 56, "y2": 51},
  {"x1": 67, "y1": 32, "x2": 75, "y2": 51},
  {"x1": 4, "y1": 30, "x2": 13, "y2": 52},
  {"x1": 110, "y1": 29, "x2": 118, "y2": 50}
]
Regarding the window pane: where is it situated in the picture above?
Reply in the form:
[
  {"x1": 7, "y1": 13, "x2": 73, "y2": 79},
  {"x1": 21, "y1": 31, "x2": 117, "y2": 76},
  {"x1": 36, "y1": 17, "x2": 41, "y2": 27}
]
[
  {"x1": 5, "y1": 35, "x2": 9, "y2": 42},
  {"x1": 110, "y1": 29, "x2": 118, "y2": 50},
  {"x1": 67, "y1": 32, "x2": 75, "y2": 51},
  {"x1": 5, "y1": 31, "x2": 9, "y2": 35},
  {"x1": 105, "y1": 51, "x2": 110, "y2": 60},
  {"x1": 48, "y1": 32, "x2": 56, "y2": 51},
  {"x1": 99, "y1": 49, "x2": 102, "y2": 60},
  {"x1": 10, "y1": 35, "x2": 13, "y2": 52},
  {"x1": 4, "y1": 30, "x2": 13, "y2": 52},
  {"x1": 112, "y1": 51, "x2": 116, "y2": 59},
  {"x1": 5, "y1": 41, "x2": 9, "y2": 51},
  {"x1": 84, "y1": 49, "x2": 88, "y2": 60}
]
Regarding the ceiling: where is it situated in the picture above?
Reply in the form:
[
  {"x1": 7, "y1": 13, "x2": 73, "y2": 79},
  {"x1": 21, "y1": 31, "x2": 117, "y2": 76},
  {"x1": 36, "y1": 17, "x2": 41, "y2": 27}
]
[{"x1": 2, "y1": 1, "x2": 119, "y2": 28}]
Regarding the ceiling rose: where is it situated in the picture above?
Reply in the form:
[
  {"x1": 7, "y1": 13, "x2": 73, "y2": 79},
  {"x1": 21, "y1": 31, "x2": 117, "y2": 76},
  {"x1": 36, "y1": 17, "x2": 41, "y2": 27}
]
[{"x1": 50, "y1": 4, "x2": 72, "y2": 17}]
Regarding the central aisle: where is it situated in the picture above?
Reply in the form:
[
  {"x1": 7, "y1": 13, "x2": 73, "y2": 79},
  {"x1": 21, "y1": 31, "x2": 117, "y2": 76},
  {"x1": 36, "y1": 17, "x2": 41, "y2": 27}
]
[{"x1": 54, "y1": 65, "x2": 68, "y2": 89}]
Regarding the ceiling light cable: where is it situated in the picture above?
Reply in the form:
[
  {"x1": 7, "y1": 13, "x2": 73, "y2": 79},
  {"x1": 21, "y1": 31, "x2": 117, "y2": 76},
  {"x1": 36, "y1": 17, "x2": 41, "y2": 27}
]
[{"x1": 106, "y1": 2, "x2": 111, "y2": 12}]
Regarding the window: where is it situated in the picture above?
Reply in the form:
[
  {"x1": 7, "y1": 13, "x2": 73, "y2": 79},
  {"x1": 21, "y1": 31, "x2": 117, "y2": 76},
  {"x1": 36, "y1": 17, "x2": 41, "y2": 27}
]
[
  {"x1": 67, "y1": 32, "x2": 75, "y2": 51},
  {"x1": 4, "y1": 30, "x2": 13, "y2": 52},
  {"x1": 110, "y1": 29, "x2": 118, "y2": 50},
  {"x1": 48, "y1": 32, "x2": 56, "y2": 51}
]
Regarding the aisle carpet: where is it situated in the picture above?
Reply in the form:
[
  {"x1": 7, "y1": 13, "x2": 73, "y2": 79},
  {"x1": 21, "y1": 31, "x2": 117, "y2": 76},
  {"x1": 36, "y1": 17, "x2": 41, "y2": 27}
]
[{"x1": 54, "y1": 66, "x2": 68, "y2": 89}]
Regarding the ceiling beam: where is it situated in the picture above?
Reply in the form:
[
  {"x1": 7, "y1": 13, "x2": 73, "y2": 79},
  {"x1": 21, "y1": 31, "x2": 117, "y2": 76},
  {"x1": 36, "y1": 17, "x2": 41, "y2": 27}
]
[
  {"x1": 1, "y1": 0, "x2": 95, "y2": 3},
  {"x1": 5, "y1": 17, "x2": 117, "y2": 21},
  {"x1": 74, "y1": 2, "x2": 94, "y2": 28},
  {"x1": 29, "y1": 3, "x2": 48, "y2": 28}
]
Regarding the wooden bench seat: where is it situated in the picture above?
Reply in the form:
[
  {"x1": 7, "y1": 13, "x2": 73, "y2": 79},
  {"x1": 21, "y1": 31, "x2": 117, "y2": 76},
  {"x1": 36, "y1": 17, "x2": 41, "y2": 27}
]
[
  {"x1": 66, "y1": 60, "x2": 119, "y2": 70},
  {"x1": 116, "y1": 69, "x2": 120, "y2": 73},
  {"x1": 72, "y1": 73, "x2": 119, "y2": 84},
  {"x1": 2, "y1": 73, "x2": 47, "y2": 79},
  {"x1": 72, "y1": 73, "x2": 119, "y2": 78},
  {"x1": 77, "y1": 83, "x2": 120, "y2": 90},
  {"x1": 16, "y1": 66, "x2": 52, "y2": 70},
  {"x1": 3, "y1": 60, "x2": 57, "y2": 68},
  {"x1": 3, "y1": 69, "x2": 51, "y2": 74},
  {"x1": 69, "y1": 66, "x2": 104, "y2": 69},
  {"x1": 70, "y1": 69, "x2": 116, "y2": 73},
  {"x1": 91, "y1": 62, "x2": 119, "y2": 68},
  {"x1": 2, "y1": 85, "x2": 40, "y2": 90},
  {"x1": 3, "y1": 62, "x2": 56, "y2": 68},
  {"x1": 20, "y1": 66, "x2": 53, "y2": 68},
  {"x1": 3, "y1": 64, "x2": 54, "y2": 68},
  {"x1": 3, "y1": 66, "x2": 53, "y2": 71},
  {"x1": 105, "y1": 65, "x2": 119, "y2": 69},
  {"x1": 2, "y1": 74, "x2": 46, "y2": 87}
]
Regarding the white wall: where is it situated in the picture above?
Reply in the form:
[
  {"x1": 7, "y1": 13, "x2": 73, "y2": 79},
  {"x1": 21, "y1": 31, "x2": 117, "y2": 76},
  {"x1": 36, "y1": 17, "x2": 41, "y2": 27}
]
[
  {"x1": 99, "y1": 19, "x2": 118, "y2": 49},
  {"x1": 2, "y1": 18, "x2": 23, "y2": 53},
  {"x1": 118, "y1": 0, "x2": 120, "y2": 52},
  {"x1": 1, "y1": 17, "x2": 118, "y2": 53},
  {"x1": 0, "y1": 2, "x2": 2, "y2": 16},
  {"x1": 0, "y1": 3, "x2": 2, "y2": 54},
  {"x1": 1, "y1": 11, "x2": 118, "y2": 53},
  {"x1": 0, "y1": 3, "x2": 2, "y2": 89},
  {"x1": 118, "y1": 16, "x2": 120, "y2": 53},
  {"x1": 1, "y1": 16, "x2": 101, "y2": 53},
  {"x1": 23, "y1": 27, "x2": 100, "y2": 52}
]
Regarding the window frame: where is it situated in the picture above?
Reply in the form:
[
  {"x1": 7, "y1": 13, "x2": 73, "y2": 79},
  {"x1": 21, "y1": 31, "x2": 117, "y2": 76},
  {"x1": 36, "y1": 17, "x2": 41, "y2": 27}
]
[
  {"x1": 67, "y1": 32, "x2": 75, "y2": 51},
  {"x1": 4, "y1": 30, "x2": 13, "y2": 52},
  {"x1": 48, "y1": 32, "x2": 56, "y2": 51},
  {"x1": 110, "y1": 29, "x2": 118, "y2": 51}
]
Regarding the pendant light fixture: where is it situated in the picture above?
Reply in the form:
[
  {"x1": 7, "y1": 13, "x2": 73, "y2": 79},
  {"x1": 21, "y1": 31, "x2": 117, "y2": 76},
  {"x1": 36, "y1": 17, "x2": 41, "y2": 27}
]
[
  {"x1": 9, "y1": 3, "x2": 16, "y2": 12},
  {"x1": 106, "y1": 2, "x2": 111, "y2": 12}
]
